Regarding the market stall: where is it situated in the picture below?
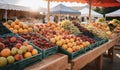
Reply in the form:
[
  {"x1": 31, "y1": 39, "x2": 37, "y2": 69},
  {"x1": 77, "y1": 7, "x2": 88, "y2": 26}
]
[
  {"x1": 50, "y1": 4, "x2": 80, "y2": 21},
  {"x1": 0, "y1": 0, "x2": 120, "y2": 70},
  {"x1": 79, "y1": 7, "x2": 103, "y2": 22}
]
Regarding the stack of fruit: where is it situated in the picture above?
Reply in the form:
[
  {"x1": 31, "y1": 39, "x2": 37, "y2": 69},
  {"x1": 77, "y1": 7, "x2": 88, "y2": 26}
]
[
  {"x1": 72, "y1": 21, "x2": 94, "y2": 37},
  {"x1": 77, "y1": 35, "x2": 95, "y2": 44},
  {"x1": 35, "y1": 22, "x2": 71, "y2": 39},
  {"x1": 50, "y1": 35, "x2": 90, "y2": 53},
  {"x1": 83, "y1": 25, "x2": 108, "y2": 39},
  {"x1": 4, "y1": 20, "x2": 33, "y2": 34},
  {"x1": 19, "y1": 33, "x2": 55, "y2": 50},
  {"x1": 109, "y1": 19, "x2": 120, "y2": 33},
  {"x1": 0, "y1": 36, "x2": 38, "y2": 67},
  {"x1": 59, "y1": 20, "x2": 81, "y2": 35}
]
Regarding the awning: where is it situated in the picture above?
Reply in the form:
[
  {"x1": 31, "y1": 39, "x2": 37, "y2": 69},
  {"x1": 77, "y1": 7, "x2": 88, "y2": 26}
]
[
  {"x1": 50, "y1": 4, "x2": 80, "y2": 15},
  {"x1": 106, "y1": 9, "x2": 120, "y2": 17}
]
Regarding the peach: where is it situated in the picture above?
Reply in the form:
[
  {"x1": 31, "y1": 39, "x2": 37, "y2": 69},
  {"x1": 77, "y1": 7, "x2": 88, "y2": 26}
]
[
  {"x1": 26, "y1": 45, "x2": 33, "y2": 52},
  {"x1": 24, "y1": 52, "x2": 32, "y2": 58},
  {"x1": 10, "y1": 36, "x2": 17, "y2": 42},
  {"x1": 14, "y1": 54, "x2": 23, "y2": 61},
  {"x1": 32, "y1": 49, "x2": 38, "y2": 55},
  {"x1": 1, "y1": 48, "x2": 11, "y2": 57},
  {"x1": 23, "y1": 41, "x2": 28, "y2": 46}
]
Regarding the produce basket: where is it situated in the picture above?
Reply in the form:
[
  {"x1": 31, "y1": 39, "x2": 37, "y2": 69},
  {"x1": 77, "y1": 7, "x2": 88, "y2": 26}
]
[
  {"x1": 59, "y1": 47, "x2": 85, "y2": 60},
  {"x1": 0, "y1": 34, "x2": 43, "y2": 70},
  {"x1": 18, "y1": 32, "x2": 58, "y2": 58},
  {"x1": 0, "y1": 49, "x2": 42, "y2": 70},
  {"x1": 32, "y1": 44, "x2": 58, "y2": 58}
]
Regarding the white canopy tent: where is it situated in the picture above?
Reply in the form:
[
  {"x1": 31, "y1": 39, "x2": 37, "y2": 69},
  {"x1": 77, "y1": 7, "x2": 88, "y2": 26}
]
[
  {"x1": 79, "y1": 7, "x2": 103, "y2": 22},
  {"x1": 79, "y1": 7, "x2": 103, "y2": 17},
  {"x1": 106, "y1": 9, "x2": 120, "y2": 17}
]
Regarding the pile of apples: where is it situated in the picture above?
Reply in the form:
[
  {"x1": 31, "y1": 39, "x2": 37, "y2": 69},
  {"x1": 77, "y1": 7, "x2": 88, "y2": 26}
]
[
  {"x1": 35, "y1": 22, "x2": 71, "y2": 39},
  {"x1": 20, "y1": 33, "x2": 55, "y2": 50},
  {"x1": 50, "y1": 35, "x2": 90, "y2": 53},
  {"x1": 0, "y1": 36, "x2": 38, "y2": 67},
  {"x1": 4, "y1": 20, "x2": 33, "y2": 34}
]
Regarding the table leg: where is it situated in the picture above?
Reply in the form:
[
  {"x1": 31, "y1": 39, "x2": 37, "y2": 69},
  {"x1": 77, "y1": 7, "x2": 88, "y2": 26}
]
[
  {"x1": 108, "y1": 46, "x2": 114, "y2": 62},
  {"x1": 95, "y1": 55, "x2": 103, "y2": 70}
]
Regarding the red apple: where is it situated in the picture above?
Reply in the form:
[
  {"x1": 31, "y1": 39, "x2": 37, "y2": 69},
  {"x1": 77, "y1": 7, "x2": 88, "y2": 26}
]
[
  {"x1": 15, "y1": 43, "x2": 22, "y2": 49},
  {"x1": 14, "y1": 54, "x2": 23, "y2": 61}
]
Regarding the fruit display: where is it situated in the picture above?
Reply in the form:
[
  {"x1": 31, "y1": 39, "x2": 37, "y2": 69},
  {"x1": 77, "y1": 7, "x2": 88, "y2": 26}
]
[
  {"x1": 59, "y1": 20, "x2": 81, "y2": 35},
  {"x1": 72, "y1": 21, "x2": 94, "y2": 37},
  {"x1": 35, "y1": 22, "x2": 71, "y2": 39},
  {"x1": 19, "y1": 32, "x2": 55, "y2": 50},
  {"x1": 77, "y1": 35, "x2": 95, "y2": 44},
  {"x1": 0, "y1": 35, "x2": 39, "y2": 67},
  {"x1": 109, "y1": 19, "x2": 120, "y2": 33},
  {"x1": 50, "y1": 35, "x2": 90, "y2": 53},
  {"x1": 82, "y1": 24, "x2": 108, "y2": 39},
  {"x1": 4, "y1": 20, "x2": 33, "y2": 34}
]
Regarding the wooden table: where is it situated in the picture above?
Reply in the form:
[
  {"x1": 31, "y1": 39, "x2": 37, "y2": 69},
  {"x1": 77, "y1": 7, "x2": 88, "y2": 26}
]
[
  {"x1": 70, "y1": 35, "x2": 120, "y2": 70},
  {"x1": 24, "y1": 53, "x2": 68, "y2": 70}
]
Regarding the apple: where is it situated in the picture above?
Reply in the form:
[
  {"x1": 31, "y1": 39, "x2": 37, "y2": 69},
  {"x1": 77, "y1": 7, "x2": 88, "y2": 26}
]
[
  {"x1": 15, "y1": 43, "x2": 22, "y2": 49},
  {"x1": 14, "y1": 54, "x2": 23, "y2": 61}
]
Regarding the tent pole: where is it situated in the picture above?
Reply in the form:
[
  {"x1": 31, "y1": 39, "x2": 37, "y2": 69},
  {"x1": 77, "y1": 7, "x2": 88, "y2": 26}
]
[
  {"x1": 5, "y1": 10, "x2": 7, "y2": 21},
  {"x1": 88, "y1": 0, "x2": 92, "y2": 23},
  {"x1": 47, "y1": 0, "x2": 50, "y2": 22}
]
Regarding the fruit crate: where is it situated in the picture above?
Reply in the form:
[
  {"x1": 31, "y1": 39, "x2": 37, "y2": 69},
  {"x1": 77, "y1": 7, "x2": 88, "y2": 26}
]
[
  {"x1": 32, "y1": 44, "x2": 58, "y2": 58},
  {"x1": 18, "y1": 32, "x2": 58, "y2": 58},
  {"x1": 59, "y1": 47, "x2": 85, "y2": 60},
  {"x1": 0, "y1": 46, "x2": 42, "y2": 70},
  {"x1": 0, "y1": 24, "x2": 13, "y2": 35},
  {"x1": 0, "y1": 34, "x2": 43, "y2": 70},
  {"x1": 84, "y1": 45, "x2": 92, "y2": 52}
]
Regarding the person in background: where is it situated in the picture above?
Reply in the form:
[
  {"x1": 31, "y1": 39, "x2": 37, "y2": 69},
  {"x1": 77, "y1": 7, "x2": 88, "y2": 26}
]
[{"x1": 50, "y1": 15, "x2": 54, "y2": 22}]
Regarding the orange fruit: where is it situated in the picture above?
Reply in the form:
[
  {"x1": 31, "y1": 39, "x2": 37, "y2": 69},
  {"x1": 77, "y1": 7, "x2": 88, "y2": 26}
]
[
  {"x1": 67, "y1": 48, "x2": 73, "y2": 53},
  {"x1": 1, "y1": 48, "x2": 11, "y2": 57},
  {"x1": 15, "y1": 20, "x2": 20, "y2": 25},
  {"x1": 13, "y1": 29, "x2": 18, "y2": 34},
  {"x1": 11, "y1": 22, "x2": 16, "y2": 28},
  {"x1": 23, "y1": 29, "x2": 28, "y2": 33},
  {"x1": 18, "y1": 28, "x2": 24, "y2": 34},
  {"x1": 28, "y1": 28, "x2": 33, "y2": 32},
  {"x1": 62, "y1": 44, "x2": 68, "y2": 50},
  {"x1": 23, "y1": 25, "x2": 28, "y2": 29},
  {"x1": 19, "y1": 22, "x2": 23, "y2": 27},
  {"x1": 24, "y1": 52, "x2": 32, "y2": 58},
  {"x1": 14, "y1": 25, "x2": 20, "y2": 30},
  {"x1": 32, "y1": 49, "x2": 38, "y2": 55}
]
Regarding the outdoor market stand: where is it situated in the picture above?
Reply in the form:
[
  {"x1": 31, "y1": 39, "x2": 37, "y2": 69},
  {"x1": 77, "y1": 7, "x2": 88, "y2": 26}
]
[
  {"x1": 24, "y1": 0, "x2": 120, "y2": 70},
  {"x1": 24, "y1": 34, "x2": 120, "y2": 70}
]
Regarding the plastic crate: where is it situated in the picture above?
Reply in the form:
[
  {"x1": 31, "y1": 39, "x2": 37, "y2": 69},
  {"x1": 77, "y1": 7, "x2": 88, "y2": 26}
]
[
  {"x1": 0, "y1": 35, "x2": 43, "y2": 70},
  {"x1": 59, "y1": 47, "x2": 85, "y2": 60},
  {"x1": 31, "y1": 43, "x2": 58, "y2": 58},
  {"x1": 0, "y1": 24, "x2": 13, "y2": 35},
  {"x1": 84, "y1": 45, "x2": 92, "y2": 52},
  {"x1": 43, "y1": 45, "x2": 58, "y2": 58},
  {"x1": 0, "y1": 52, "x2": 42, "y2": 70}
]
